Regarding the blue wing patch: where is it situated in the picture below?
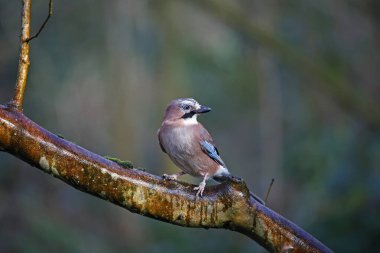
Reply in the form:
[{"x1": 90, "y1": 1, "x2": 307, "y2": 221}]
[{"x1": 200, "y1": 140, "x2": 226, "y2": 167}]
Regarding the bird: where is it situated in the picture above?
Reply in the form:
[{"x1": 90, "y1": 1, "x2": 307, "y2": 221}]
[{"x1": 157, "y1": 98, "x2": 231, "y2": 197}]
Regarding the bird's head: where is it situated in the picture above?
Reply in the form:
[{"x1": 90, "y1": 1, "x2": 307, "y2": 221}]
[{"x1": 163, "y1": 98, "x2": 211, "y2": 123}]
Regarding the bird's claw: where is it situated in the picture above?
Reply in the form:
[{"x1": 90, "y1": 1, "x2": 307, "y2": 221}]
[
  {"x1": 194, "y1": 181, "x2": 206, "y2": 198},
  {"x1": 162, "y1": 174, "x2": 177, "y2": 181}
]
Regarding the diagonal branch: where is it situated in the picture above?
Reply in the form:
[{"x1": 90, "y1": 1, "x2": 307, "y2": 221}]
[{"x1": 0, "y1": 105, "x2": 332, "y2": 253}]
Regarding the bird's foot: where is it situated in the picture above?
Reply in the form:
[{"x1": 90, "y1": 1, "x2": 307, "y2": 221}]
[
  {"x1": 194, "y1": 181, "x2": 206, "y2": 198},
  {"x1": 162, "y1": 174, "x2": 178, "y2": 181}
]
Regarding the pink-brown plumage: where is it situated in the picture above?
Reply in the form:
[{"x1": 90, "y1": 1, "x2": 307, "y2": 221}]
[
  {"x1": 159, "y1": 121, "x2": 220, "y2": 177},
  {"x1": 158, "y1": 98, "x2": 230, "y2": 197}
]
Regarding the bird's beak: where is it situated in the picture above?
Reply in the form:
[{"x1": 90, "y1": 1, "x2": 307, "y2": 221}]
[{"x1": 194, "y1": 105, "x2": 211, "y2": 114}]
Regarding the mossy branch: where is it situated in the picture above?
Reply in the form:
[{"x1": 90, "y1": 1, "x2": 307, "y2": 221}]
[{"x1": 0, "y1": 105, "x2": 332, "y2": 253}]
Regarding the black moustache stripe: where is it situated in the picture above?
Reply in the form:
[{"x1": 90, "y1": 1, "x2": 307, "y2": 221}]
[{"x1": 182, "y1": 111, "x2": 195, "y2": 119}]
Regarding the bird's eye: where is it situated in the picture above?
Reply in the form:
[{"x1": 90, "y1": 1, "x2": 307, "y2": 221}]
[{"x1": 183, "y1": 105, "x2": 191, "y2": 110}]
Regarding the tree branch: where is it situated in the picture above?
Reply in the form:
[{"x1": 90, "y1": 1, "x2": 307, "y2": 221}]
[
  {"x1": 8, "y1": 0, "x2": 32, "y2": 110},
  {"x1": 0, "y1": 105, "x2": 332, "y2": 253}
]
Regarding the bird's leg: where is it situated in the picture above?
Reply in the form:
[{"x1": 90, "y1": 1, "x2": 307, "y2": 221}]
[
  {"x1": 194, "y1": 173, "x2": 209, "y2": 198},
  {"x1": 162, "y1": 171, "x2": 186, "y2": 181}
]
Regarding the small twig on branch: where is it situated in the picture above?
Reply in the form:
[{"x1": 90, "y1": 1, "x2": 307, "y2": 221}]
[
  {"x1": 8, "y1": 0, "x2": 53, "y2": 111},
  {"x1": 8, "y1": 0, "x2": 32, "y2": 110},
  {"x1": 265, "y1": 178, "x2": 275, "y2": 204},
  {"x1": 25, "y1": 0, "x2": 53, "y2": 43}
]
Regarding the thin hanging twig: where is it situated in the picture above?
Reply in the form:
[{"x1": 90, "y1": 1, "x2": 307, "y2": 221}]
[{"x1": 26, "y1": 0, "x2": 53, "y2": 43}]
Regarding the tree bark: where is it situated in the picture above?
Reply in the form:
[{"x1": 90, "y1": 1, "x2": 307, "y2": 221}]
[{"x1": 0, "y1": 105, "x2": 332, "y2": 253}]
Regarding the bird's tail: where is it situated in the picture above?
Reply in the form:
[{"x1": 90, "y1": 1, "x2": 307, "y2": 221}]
[
  {"x1": 213, "y1": 174, "x2": 265, "y2": 205},
  {"x1": 212, "y1": 172, "x2": 233, "y2": 183}
]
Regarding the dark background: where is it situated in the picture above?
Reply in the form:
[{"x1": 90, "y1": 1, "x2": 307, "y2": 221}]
[{"x1": 1, "y1": 1, "x2": 379, "y2": 252}]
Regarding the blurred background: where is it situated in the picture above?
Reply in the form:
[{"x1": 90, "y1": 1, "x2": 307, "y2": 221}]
[{"x1": 0, "y1": 0, "x2": 379, "y2": 252}]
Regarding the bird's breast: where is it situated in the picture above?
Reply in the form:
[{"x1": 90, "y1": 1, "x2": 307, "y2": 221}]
[
  {"x1": 159, "y1": 123, "x2": 221, "y2": 177},
  {"x1": 162, "y1": 125, "x2": 195, "y2": 155}
]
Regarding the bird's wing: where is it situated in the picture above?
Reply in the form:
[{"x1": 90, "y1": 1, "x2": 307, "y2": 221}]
[
  {"x1": 198, "y1": 125, "x2": 226, "y2": 167},
  {"x1": 200, "y1": 140, "x2": 226, "y2": 167},
  {"x1": 157, "y1": 128, "x2": 166, "y2": 153}
]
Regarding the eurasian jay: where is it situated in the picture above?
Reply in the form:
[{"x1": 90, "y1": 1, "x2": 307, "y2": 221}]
[{"x1": 157, "y1": 98, "x2": 230, "y2": 197}]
